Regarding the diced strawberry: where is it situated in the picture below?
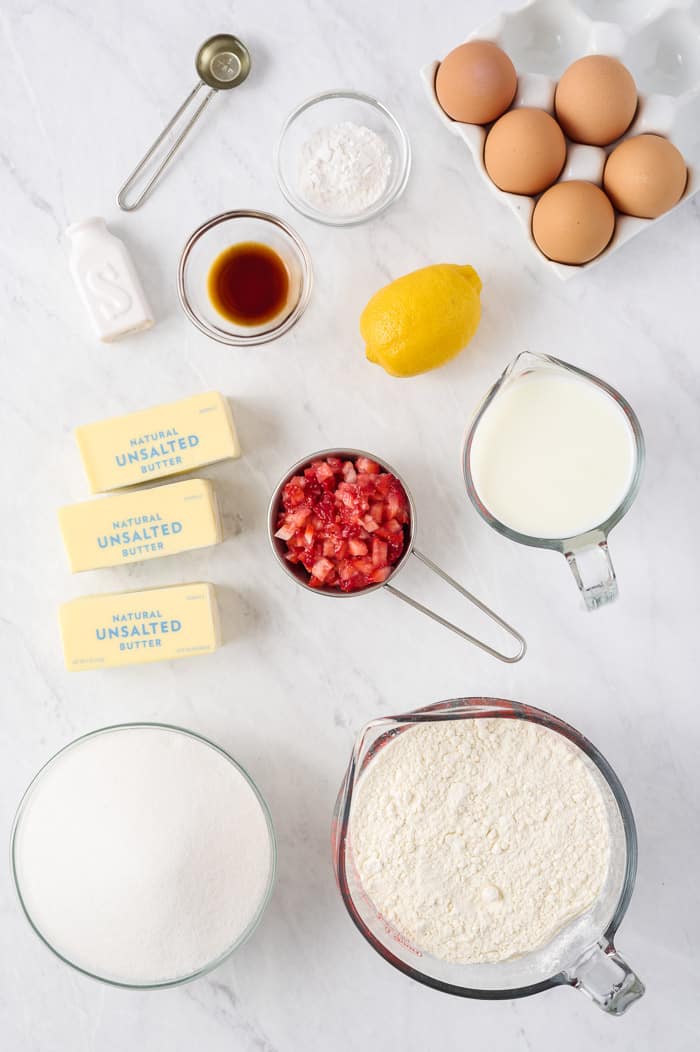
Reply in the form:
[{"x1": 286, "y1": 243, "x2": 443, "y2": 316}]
[
  {"x1": 311, "y1": 557, "x2": 334, "y2": 582},
  {"x1": 337, "y1": 486, "x2": 356, "y2": 508},
  {"x1": 322, "y1": 532, "x2": 344, "y2": 556},
  {"x1": 277, "y1": 455, "x2": 409, "y2": 592},
  {"x1": 385, "y1": 491, "x2": 402, "y2": 520},
  {"x1": 282, "y1": 477, "x2": 306, "y2": 507},
  {"x1": 378, "y1": 518, "x2": 402, "y2": 535},
  {"x1": 315, "y1": 493, "x2": 335, "y2": 523},
  {"x1": 370, "y1": 502, "x2": 384, "y2": 524},
  {"x1": 342, "y1": 461, "x2": 357, "y2": 483},
  {"x1": 289, "y1": 507, "x2": 312, "y2": 528},
  {"x1": 338, "y1": 559, "x2": 356, "y2": 581},
  {"x1": 315, "y1": 461, "x2": 335, "y2": 483},
  {"x1": 372, "y1": 539, "x2": 388, "y2": 566},
  {"x1": 352, "y1": 557, "x2": 374, "y2": 576},
  {"x1": 388, "y1": 535, "x2": 405, "y2": 559}
]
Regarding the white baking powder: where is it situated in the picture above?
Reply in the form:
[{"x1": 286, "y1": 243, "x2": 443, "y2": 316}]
[
  {"x1": 298, "y1": 121, "x2": 392, "y2": 215},
  {"x1": 13, "y1": 726, "x2": 273, "y2": 984},
  {"x1": 350, "y1": 718, "x2": 610, "y2": 963}
]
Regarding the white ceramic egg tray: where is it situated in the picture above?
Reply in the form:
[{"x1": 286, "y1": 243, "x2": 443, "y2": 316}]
[{"x1": 421, "y1": 0, "x2": 700, "y2": 279}]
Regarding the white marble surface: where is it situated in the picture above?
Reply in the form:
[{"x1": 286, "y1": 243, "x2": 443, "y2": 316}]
[{"x1": 1, "y1": 0, "x2": 699, "y2": 1048}]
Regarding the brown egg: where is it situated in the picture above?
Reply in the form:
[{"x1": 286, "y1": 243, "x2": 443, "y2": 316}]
[
  {"x1": 555, "y1": 56, "x2": 637, "y2": 146},
  {"x1": 484, "y1": 108, "x2": 566, "y2": 195},
  {"x1": 532, "y1": 181, "x2": 615, "y2": 264},
  {"x1": 603, "y1": 134, "x2": 687, "y2": 219},
  {"x1": 435, "y1": 40, "x2": 517, "y2": 124}
]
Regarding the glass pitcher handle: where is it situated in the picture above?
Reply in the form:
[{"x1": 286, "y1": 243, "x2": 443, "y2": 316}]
[
  {"x1": 566, "y1": 939, "x2": 645, "y2": 1015},
  {"x1": 564, "y1": 533, "x2": 618, "y2": 610}
]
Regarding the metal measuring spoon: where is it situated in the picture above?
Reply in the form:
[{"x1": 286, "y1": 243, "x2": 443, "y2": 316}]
[{"x1": 117, "y1": 34, "x2": 251, "y2": 211}]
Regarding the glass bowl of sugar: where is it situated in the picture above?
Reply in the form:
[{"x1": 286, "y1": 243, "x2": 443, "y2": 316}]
[
  {"x1": 275, "y1": 90, "x2": 411, "y2": 226},
  {"x1": 11, "y1": 724, "x2": 276, "y2": 988}
]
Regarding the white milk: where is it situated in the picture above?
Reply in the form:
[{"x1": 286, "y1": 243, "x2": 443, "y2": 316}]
[
  {"x1": 469, "y1": 370, "x2": 636, "y2": 540},
  {"x1": 12, "y1": 726, "x2": 274, "y2": 985}
]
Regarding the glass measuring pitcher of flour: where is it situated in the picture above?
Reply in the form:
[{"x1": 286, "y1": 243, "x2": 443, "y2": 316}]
[
  {"x1": 332, "y1": 698, "x2": 644, "y2": 1015},
  {"x1": 462, "y1": 353, "x2": 645, "y2": 610}
]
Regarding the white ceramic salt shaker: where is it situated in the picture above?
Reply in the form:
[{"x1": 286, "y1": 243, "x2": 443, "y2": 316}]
[{"x1": 65, "y1": 217, "x2": 154, "y2": 342}]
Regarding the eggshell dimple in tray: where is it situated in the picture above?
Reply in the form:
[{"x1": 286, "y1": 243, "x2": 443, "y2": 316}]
[{"x1": 421, "y1": 0, "x2": 700, "y2": 279}]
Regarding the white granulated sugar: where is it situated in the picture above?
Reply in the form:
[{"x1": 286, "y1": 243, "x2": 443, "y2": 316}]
[
  {"x1": 13, "y1": 727, "x2": 273, "y2": 985},
  {"x1": 350, "y1": 718, "x2": 610, "y2": 964},
  {"x1": 298, "y1": 121, "x2": 392, "y2": 216}
]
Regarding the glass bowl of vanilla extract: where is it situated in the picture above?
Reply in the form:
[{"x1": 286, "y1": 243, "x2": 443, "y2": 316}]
[{"x1": 178, "y1": 210, "x2": 313, "y2": 345}]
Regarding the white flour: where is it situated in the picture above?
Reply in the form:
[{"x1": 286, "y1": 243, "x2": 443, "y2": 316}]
[
  {"x1": 13, "y1": 726, "x2": 273, "y2": 984},
  {"x1": 298, "y1": 121, "x2": 392, "y2": 215},
  {"x1": 350, "y1": 718, "x2": 610, "y2": 964}
]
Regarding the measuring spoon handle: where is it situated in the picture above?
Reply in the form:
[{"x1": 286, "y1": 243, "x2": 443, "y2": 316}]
[
  {"x1": 384, "y1": 548, "x2": 526, "y2": 663},
  {"x1": 117, "y1": 81, "x2": 216, "y2": 211}
]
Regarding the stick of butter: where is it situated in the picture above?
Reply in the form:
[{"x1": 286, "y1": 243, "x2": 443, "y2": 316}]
[
  {"x1": 75, "y1": 391, "x2": 240, "y2": 493},
  {"x1": 59, "y1": 582, "x2": 220, "y2": 671},
  {"x1": 58, "y1": 478, "x2": 222, "y2": 572}
]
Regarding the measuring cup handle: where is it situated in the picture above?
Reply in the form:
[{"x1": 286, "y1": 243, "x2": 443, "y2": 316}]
[
  {"x1": 383, "y1": 548, "x2": 526, "y2": 663},
  {"x1": 564, "y1": 532, "x2": 617, "y2": 611},
  {"x1": 566, "y1": 939, "x2": 645, "y2": 1015},
  {"x1": 117, "y1": 81, "x2": 216, "y2": 211}
]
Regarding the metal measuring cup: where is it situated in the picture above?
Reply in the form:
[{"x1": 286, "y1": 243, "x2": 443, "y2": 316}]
[
  {"x1": 267, "y1": 448, "x2": 526, "y2": 663},
  {"x1": 117, "y1": 34, "x2": 251, "y2": 211}
]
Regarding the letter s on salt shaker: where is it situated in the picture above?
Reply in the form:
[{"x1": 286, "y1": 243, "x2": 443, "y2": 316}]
[{"x1": 65, "y1": 217, "x2": 154, "y2": 342}]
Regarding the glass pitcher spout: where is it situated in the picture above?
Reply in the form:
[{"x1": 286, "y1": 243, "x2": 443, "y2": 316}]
[
  {"x1": 498, "y1": 350, "x2": 565, "y2": 389},
  {"x1": 505, "y1": 349, "x2": 552, "y2": 378}
]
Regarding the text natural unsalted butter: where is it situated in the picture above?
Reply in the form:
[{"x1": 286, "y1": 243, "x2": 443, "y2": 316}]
[
  {"x1": 76, "y1": 391, "x2": 240, "y2": 493},
  {"x1": 59, "y1": 582, "x2": 220, "y2": 671},
  {"x1": 58, "y1": 478, "x2": 221, "y2": 572}
]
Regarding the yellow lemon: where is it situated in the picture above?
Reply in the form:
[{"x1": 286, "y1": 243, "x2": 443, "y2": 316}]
[{"x1": 361, "y1": 264, "x2": 482, "y2": 377}]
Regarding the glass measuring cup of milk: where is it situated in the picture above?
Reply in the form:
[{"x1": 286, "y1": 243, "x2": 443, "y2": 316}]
[
  {"x1": 463, "y1": 353, "x2": 644, "y2": 610},
  {"x1": 332, "y1": 698, "x2": 644, "y2": 1014}
]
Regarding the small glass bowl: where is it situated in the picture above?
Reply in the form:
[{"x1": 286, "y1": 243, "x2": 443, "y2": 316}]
[
  {"x1": 11, "y1": 723, "x2": 277, "y2": 989},
  {"x1": 275, "y1": 90, "x2": 411, "y2": 226},
  {"x1": 178, "y1": 210, "x2": 313, "y2": 346}
]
